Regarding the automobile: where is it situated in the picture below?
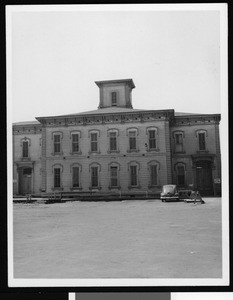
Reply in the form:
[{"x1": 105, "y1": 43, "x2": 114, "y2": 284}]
[{"x1": 160, "y1": 184, "x2": 180, "y2": 202}]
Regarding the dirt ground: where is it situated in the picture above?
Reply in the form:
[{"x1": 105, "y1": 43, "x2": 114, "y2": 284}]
[{"x1": 13, "y1": 198, "x2": 222, "y2": 279}]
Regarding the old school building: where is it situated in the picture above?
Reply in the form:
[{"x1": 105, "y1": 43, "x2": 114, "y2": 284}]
[{"x1": 13, "y1": 79, "x2": 221, "y2": 197}]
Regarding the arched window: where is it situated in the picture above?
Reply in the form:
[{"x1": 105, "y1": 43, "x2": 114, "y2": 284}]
[
  {"x1": 70, "y1": 163, "x2": 82, "y2": 190},
  {"x1": 107, "y1": 129, "x2": 119, "y2": 153},
  {"x1": 70, "y1": 131, "x2": 81, "y2": 154},
  {"x1": 196, "y1": 129, "x2": 208, "y2": 151},
  {"x1": 52, "y1": 164, "x2": 63, "y2": 189},
  {"x1": 108, "y1": 162, "x2": 120, "y2": 188},
  {"x1": 22, "y1": 140, "x2": 29, "y2": 158},
  {"x1": 89, "y1": 163, "x2": 101, "y2": 189},
  {"x1": 147, "y1": 160, "x2": 160, "y2": 187},
  {"x1": 146, "y1": 126, "x2": 158, "y2": 151},
  {"x1": 20, "y1": 137, "x2": 31, "y2": 158},
  {"x1": 88, "y1": 130, "x2": 100, "y2": 153},
  {"x1": 52, "y1": 132, "x2": 63, "y2": 155},
  {"x1": 126, "y1": 127, "x2": 139, "y2": 152},
  {"x1": 173, "y1": 131, "x2": 185, "y2": 153},
  {"x1": 128, "y1": 161, "x2": 140, "y2": 188}
]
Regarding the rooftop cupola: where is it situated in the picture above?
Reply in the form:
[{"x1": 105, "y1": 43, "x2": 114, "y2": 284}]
[{"x1": 95, "y1": 79, "x2": 135, "y2": 109}]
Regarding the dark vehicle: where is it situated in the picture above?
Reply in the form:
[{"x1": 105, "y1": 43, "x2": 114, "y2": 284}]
[{"x1": 160, "y1": 185, "x2": 179, "y2": 202}]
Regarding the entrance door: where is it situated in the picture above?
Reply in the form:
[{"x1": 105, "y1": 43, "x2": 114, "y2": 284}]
[
  {"x1": 196, "y1": 161, "x2": 213, "y2": 196},
  {"x1": 19, "y1": 168, "x2": 32, "y2": 195}
]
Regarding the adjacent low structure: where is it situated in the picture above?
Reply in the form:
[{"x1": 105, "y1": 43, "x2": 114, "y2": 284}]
[{"x1": 13, "y1": 79, "x2": 221, "y2": 197}]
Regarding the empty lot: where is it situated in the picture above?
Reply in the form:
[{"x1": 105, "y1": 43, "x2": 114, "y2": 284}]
[{"x1": 13, "y1": 198, "x2": 222, "y2": 279}]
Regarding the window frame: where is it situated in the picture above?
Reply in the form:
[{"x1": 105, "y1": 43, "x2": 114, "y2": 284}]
[
  {"x1": 22, "y1": 140, "x2": 29, "y2": 158},
  {"x1": 108, "y1": 162, "x2": 121, "y2": 189},
  {"x1": 175, "y1": 163, "x2": 186, "y2": 187},
  {"x1": 195, "y1": 129, "x2": 208, "y2": 152},
  {"x1": 52, "y1": 164, "x2": 63, "y2": 190},
  {"x1": 146, "y1": 126, "x2": 158, "y2": 152},
  {"x1": 173, "y1": 131, "x2": 185, "y2": 153},
  {"x1": 20, "y1": 137, "x2": 31, "y2": 159},
  {"x1": 147, "y1": 160, "x2": 160, "y2": 188},
  {"x1": 70, "y1": 131, "x2": 81, "y2": 155},
  {"x1": 111, "y1": 91, "x2": 118, "y2": 106},
  {"x1": 128, "y1": 161, "x2": 140, "y2": 188},
  {"x1": 52, "y1": 132, "x2": 63, "y2": 155},
  {"x1": 107, "y1": 129, "x2": 119, "y2": 153},
  {"x1": 88, "y1": 130, "x2": 100, "y2": 153},
  {"x1": 89, "y1": 163, "x2": 101, "y2": 190}
]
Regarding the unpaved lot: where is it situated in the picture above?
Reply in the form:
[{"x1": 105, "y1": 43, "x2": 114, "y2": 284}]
[{"x1": 13, "y1": 198, "x2": 222, "y2": 278}]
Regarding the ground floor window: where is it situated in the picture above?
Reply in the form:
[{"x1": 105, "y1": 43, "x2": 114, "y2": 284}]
[
  {"x1": 130, "y1": 165, "x2": 138, "y2": 186},
  {"x1": 150, "y1": 165, "x2": 158, "y2": 186},
  {"x1": 54, "y1": 168, "x2": 61, "y2": 188},
  {"x1": 177, "y1": 165, "x2": 185, "y2": 186},
  {"x1": 110, "y1": 166, "x2": 118, "y2": 187},
  {"x1": 72, "y1": 166, "x2": 80, "y2": 188},
  {"x1": 91, "y1": 166, "x2": 98, "y2": 187}
]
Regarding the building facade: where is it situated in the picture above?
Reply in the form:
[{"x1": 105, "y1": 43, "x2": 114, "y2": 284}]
[{"x1": 13, "y1": 79, "x2": 221, "y2": 197}]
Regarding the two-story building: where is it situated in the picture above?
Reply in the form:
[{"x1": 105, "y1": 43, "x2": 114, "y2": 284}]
[{"x1": 13, "y1": 79, "x2": 221, "y2": 197}]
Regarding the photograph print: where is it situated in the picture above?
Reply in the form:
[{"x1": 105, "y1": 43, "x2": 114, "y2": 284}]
[{"x1": 6, "y1": 4, "x2": 228, "y2": 287}]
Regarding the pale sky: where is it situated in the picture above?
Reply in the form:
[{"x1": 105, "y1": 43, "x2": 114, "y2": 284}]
[{"x1": 7, "y1": 5, "x2": 225, "y2": 123}]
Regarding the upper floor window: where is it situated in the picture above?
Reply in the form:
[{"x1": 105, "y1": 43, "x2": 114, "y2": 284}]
[
  {"x1": 54, "y1": 134, "x2": 61, "y2": 154},
  {"x1": 22, "y1": 141, "x2": 29, "y2": 158},
  {"x1": 110, "y1": 132, "x2": 117, "y2": 151},
  {"x1": 174, "y1": 132, "x2": 184, "y2": 153},
  {"x1": 107, "y1": 129, "x2": 119, "y2": 153},
  {"x1": 148, "y1": 130, "x2": 156, "y2": 149},
  {"x1": 198, "y1": 132, "x2": 206, "y2": 151},
  {"x1": 111, "y1": 91, "x2": 117, "y2": 106},
  {"x1": 72, "y1": 133, "x2": 79, "y2": 153},
  {"x1": 129, "y1": 131, "x2": 137, "y2": 150},
  {"x1": 196, "y1": 129, "x2": 207, "y2": 152},
  {"x1": 91, "y1": 133, "x2": 98, "y2": 152}
]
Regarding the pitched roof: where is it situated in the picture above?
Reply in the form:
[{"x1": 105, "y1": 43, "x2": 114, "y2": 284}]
[{"x1": 37, "y1": 106, "x2": 148, "y2": 119}]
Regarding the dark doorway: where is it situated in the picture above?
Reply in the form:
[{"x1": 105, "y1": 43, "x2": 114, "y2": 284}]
[
  {"x1": 19, "y1": 167, "x2": 32, "y2": 195},
  {"x1": 195, "y1": 160, "x2": 213, "y2": 196}
]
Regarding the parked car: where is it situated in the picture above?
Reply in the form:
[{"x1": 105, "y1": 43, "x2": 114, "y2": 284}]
[{"x1": 160, "y1": 185, "x2": 180, "y2": 202}]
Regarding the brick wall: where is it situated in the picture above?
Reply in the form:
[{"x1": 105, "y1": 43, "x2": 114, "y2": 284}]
[{"x1": 44, "y1": 120, "x2": 169, "y2": 193}]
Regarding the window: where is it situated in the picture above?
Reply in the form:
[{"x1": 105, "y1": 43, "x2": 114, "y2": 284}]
[
  {"x1": 110, "y1": 132, "x2": 117, "y2": 151},
  {"x1": 198, "y1": 132, "x2": 206, "y2": 151},
  {"x1": 22, "y1": 141, "x2": 29, "y2": 158},
  {"x1": 174, "y1": 133, "x2": 183, "y2": 152},
  {"x1": 129, "y1": 131, "x2": 136, "y2": 150},
  {"x1": 91, "y1": 166, "x2": 98, "y2": 187},
  {"x1": 150, "y1": 165, "x2": 158, "y2": 186},
  {"x1": 130, "y1": 165, "x2": 137, "y2": 186},
  {"x1": 72, "y1": 167, "x2": 80, "y2": 188},
  {"x1": 148, "y1": 130, "x2": 156, "y2": 149},
  {"x1": 111, "y1": 92, "x2": 117, "y2": 106},
  {"x1": 110, "y1": 166, "x2": 118, "y2": 187},
  {"x1": 54, "y1": 134, "x2": 61, "y2": 154},
  {"x1": 91, "y1": 133, "x2": 98, "y2": 152},
  {"x1": 54, "y1": 168, "x2": 61, "y2": 188},
  {"x1": 72, "y1": 134, "x2": 79, "y2": 152},
  {"x1": 177, "y1": 165, "x2": 185, "y2": 186}
]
